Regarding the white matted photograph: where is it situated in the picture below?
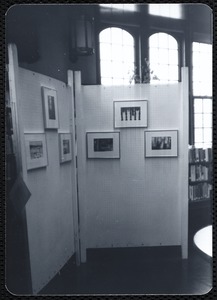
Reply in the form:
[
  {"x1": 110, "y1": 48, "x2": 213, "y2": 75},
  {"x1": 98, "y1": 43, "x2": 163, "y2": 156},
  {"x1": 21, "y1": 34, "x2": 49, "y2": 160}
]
[
  {"x1": 42, "y1": 86, "x2": 59, "y2": 129},
  {"x1": 114, "y1": 100, "x2": 148, "y2": 128},
  {"x1": 145, "y1": 130, "x2": 178, "y2": 157},
  {"x1": 59, "y1": 133, "x2": 72, "y2": 163},
  {"x1": 24, "y1": 133, "x2": 48, "y2": 170},
  {"x1": 87, "y1": 132, "x2": 120, "y2": 159}
]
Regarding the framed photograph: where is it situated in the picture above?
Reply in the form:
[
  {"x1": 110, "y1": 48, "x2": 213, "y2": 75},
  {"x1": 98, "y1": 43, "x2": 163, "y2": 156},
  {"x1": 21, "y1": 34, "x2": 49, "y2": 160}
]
[
  {"x1": 87, "y1": 132, "x2": 120, "y2": 159},
  {"x1": 145, "y1": 130, "x2": 178, "y2": 157},
  {"x1": 59, "y1": 133, "x2": 72, "y2": 163},
  {"x1": 42, "y1": 86, "x2": 59, "y2": 129},
  {"x1": 114, "y1": 100, "x2": 148, "y2": 128},
  {"x1": 24, "y1": 133, "x2": 48, "y2": 170}
]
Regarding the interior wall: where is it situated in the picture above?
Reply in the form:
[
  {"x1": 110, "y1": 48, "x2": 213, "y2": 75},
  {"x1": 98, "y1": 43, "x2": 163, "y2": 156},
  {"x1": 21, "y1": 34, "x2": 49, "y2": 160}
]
[
  {"x1": 9, "y1": 44, "x2": 76, "y2": 294},
  {"x1": 75, "y1": 72, "x2": 188, "y2": 261}
]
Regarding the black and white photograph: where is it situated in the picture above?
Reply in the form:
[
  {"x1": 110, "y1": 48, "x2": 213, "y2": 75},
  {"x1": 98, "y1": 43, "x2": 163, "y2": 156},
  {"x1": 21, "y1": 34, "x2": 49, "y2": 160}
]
[
  {"x1": 145, "y1": 130, "x2": 178, "y2": 157},
  {"x1": 94, "y1": 138, "x2": 113, "y2": 152},
  {"x1": 152, "y1": 136, "x2": 172, "y2": 150},
  {"x1": 24, "y1": 133, "x2": 48, "y2": 170},
  {"x1": 121, "y1": 107, "x2": 141, "y2": 121},
  {"x1": 48, "y1": 95, "x2": 56, "y2": 120},
  {"x1": 42, "y1": 86, "x2": 59, "y2": 129},
  {"x1": 59, "y1": 133, "x2": 72, "y2": 163},
  {"x1": 87, "y1": 132, "x2": 120, "y2": 158},
  {"x1": 5, "y1": 3, "x2": 213, "y2": 297},
  {"x1": 114, "y1": 100, "x2": 148, "y2": 128}
]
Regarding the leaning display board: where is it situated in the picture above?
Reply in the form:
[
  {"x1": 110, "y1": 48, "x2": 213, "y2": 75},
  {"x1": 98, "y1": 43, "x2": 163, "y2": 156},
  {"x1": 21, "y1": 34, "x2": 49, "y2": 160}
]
[
  {"x1": 75, "y1": 69, "x2": 189, "y2": 262},
  {"x1": 8, "y1": 45, "x2": 77, "y2": 294}
]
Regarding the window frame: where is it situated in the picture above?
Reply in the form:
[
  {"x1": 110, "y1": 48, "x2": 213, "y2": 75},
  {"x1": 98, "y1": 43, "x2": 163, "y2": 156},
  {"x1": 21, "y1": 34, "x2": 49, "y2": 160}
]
[
  {"x1": 190, "y1": 41, "x2": 213, "y2": 148},
  {"x1": 96, "y1": 24, "x2": 139, "y2": 85},
  {"x1": 147, "y1": 30, "x2": 181, "y2": 83}
]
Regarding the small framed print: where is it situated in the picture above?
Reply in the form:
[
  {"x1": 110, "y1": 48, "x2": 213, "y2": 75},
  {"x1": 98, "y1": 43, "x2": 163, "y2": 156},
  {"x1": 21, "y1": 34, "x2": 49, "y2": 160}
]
[
  {"x1": 145, "y1": 130, "x2": 178, "y2": 157},
  {"x1": 24, "y1": 133, "x2": 48, "y2": 170},
  {"x1": 114, "y1": 100, "x2": 148, "y2": 128},
  {"x1": 42, "y1": 86, "x2": 59, "y2": 129},
  {"x1": 87, "y1": 132, "x2": 120, "y2": 159},
  {"x1": 59, "y1": 133, "x2": 72, "y2": 163}
]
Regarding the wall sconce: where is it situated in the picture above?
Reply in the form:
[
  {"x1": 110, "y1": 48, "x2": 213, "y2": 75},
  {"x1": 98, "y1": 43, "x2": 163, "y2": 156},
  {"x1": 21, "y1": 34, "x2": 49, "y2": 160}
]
[{"x1": 70, "y1": 15, "x2": 94, "y2": 62}]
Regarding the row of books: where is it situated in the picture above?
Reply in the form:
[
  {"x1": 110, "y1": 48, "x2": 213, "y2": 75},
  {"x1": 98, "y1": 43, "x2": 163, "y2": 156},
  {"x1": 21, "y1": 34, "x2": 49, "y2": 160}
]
[
  {"x1": 189, "y1": 147, "x2": 212, "y2": 163},
  {"x1": 189, "y1": 164, "x2": 211, "y2": 182},
  {"x1": 189, "y1": 182, "x2": 212, "y2": 201}
]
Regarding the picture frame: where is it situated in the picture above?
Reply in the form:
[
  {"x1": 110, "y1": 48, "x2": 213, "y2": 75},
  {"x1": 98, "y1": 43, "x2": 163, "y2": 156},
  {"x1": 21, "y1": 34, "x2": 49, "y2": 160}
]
[
  {"x1": 42, "y1": 86, "x2": 59, "y2": 129},
  {"x1": 145, "y1": 130, "x2": 178, "y2": 157},
  {"x1": 86, "y1": 132, "x2": 120, "y2": 159},
  {"x1": 114, "y1": 100, "x2": 148, "y2": 128},
  {"x1": 59, "y1": 133, "x2": 72, "y2": 163},
  {"x1": 24, "y1": 133, "x2": 48, "y2": 170}
]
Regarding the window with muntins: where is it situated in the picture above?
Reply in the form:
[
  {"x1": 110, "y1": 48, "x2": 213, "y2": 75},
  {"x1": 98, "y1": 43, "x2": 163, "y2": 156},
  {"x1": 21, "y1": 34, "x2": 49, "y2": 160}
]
[
  {"x1": 149, "y1": 32, "x2": 179, "y2": 83},
  {"x1": 99, "y1": 27, "x2": 135, "y2": 85},
  {"x1": 192, "y1": 42, "x2": 212, "y2": 148}
]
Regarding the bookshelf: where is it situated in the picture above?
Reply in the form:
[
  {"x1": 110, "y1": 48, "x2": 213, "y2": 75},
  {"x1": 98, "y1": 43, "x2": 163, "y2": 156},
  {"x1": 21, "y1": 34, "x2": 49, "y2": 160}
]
[
  {"x1": 188, "y1": 147, "x2": 212, "y2": 247},
  {"x1": 189, "y1": 147, "x2": 212, "y2": 203}
]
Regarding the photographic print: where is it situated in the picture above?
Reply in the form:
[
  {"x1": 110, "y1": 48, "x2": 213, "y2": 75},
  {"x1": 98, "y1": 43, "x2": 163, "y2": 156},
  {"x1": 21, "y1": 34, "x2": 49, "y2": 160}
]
[
  {"x1": 24, "y1": 133, "x2": 48, "y2": 170},
  {"x1": 59, "y1": 133, "x2": 72, "y2": 163},
  {"x1": 42, "y1": 86, "x2": 59, "y2": 129},
  {"x1": 87, "y1": 132, "x2": 120, "y2": 158},
  {"x1": 114, "y1": 100, "x2": 148, "y2": 128},
  {"x1": 145, "y1": 130, "x2": 178, "y2": 157}
]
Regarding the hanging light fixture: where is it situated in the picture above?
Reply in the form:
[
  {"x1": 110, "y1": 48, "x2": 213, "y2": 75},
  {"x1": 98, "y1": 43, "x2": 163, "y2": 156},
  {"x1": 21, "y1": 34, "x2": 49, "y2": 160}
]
[{"x1": 70, "y1": 14, "x2": 94, "y2": 62}]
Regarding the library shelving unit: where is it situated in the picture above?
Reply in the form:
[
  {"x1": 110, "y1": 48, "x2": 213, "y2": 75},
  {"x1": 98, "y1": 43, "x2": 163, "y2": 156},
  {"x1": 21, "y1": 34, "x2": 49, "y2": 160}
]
[{"x1": 188, "y1": 146, "x2": 212, "y2": 247}]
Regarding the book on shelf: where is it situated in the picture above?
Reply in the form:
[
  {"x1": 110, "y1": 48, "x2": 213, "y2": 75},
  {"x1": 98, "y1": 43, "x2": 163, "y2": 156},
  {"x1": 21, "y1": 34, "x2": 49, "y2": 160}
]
[
  {"x1": 189, "y1": 182, "x2": 212, "y2": 202},
  {"x1": 189, "y1": 147, "x2": 212, "y2": 163},
  {"x1": 189, "y1": 164, "x2": 211, "y2": 182}
]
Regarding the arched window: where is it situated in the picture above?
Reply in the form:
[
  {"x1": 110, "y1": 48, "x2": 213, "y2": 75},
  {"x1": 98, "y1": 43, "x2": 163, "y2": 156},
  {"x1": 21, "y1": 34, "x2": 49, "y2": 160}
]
[
  {"x1": 149, "y1": 32, "x2": 179, "y2": 83},
  {"x1": 99, "y1": 27, "x2": 135, "y2": 85}
]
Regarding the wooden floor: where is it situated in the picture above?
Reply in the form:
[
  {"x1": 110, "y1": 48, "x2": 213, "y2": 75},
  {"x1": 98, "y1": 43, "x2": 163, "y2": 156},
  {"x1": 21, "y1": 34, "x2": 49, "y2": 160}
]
[{"x1": 38, "y1": 245, "x2": 212, "y2": 295}]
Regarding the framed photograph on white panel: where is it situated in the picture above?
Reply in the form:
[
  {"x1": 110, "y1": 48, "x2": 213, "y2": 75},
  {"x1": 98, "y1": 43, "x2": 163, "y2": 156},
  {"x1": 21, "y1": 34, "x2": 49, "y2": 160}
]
[
  {"x1": 42, "y1": 86, "x2": 59, "y2": 129},
  {"x1": 114, "y1": 100, "x2": 148, "y2": 128},
  {"x1": 145, "y1": 130, "x2": 178, "y2": 157},
  {"x1": 59, "y1": 133, "x2": 72, "y2": 163},
  {"x1": 24, "y1": 133, "x2": 48, "y2": 170},
  {"x1": 87, "y1": 132, "x2": 120, "y2": 159}
]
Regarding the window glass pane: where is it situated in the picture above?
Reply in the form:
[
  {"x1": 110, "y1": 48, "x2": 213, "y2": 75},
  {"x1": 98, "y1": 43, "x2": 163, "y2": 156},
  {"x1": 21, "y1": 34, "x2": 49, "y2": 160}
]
[
  {"x1": 168, "y1": 65, "x2": 179, "y2": 81},
  {"x1": 203, "y1": 98, "x2": 212, "y2": 113},
  {"x1": 203, "y1": 114, "x2": 212, "y2": 128},
  {"x1": 149, "y1": 4, "x2": 182, "y2": 19},
  {"x1": 194, "y1": 128, "x2": 203, "y2": 143},
  {"x1": 194, "y1": 98, "x2": 203, "y2": 113},
  {"x1": 111, "y1": 45, "x2": 123, "y2": 61},
  {"x1": 111, "y1": 28, "x2": 123, "y2": 44},
  {"x1": 203, "y1": 128, "x2": 212, "y2": 142},
  {"x1": 159, "y1": 49, "x2": 169, "y2": 64},
  {"x1": 169, "y1": 50, "x2": 178, "y2": 65},
  {"x1": 101, "y1": 77, "x2": 112, "y2": 85},
  {"x1": 100, "y1": 60, "x2": 112, "y2": 77},
  {"x1": 194, "y1": 114, "x2": 203, "y2": 128},
  {"x1": 100, "y1": 43, "x2": 112, "y2": 60}
]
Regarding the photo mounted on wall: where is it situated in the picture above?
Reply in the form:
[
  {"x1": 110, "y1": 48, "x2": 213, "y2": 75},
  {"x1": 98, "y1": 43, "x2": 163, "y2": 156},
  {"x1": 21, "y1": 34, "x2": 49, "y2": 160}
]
[
  {"x1": 145, "y1": 130, "x2": 178, "y2": 157},
  {"x1": 114, "y1": 100, "x2": 148, "y2": 128},
  {"x1": 42, "y1": 86, "x2": 59, "y2": 129},
  {"x1": 59, "y1": 133, "x2": 72, "y2": 163},
  {"x1": 24, "y1": 133, "x2": 48, "y2": 170},
  {"x1": 87, "y1": 132, "x2": 120, "y2": 159}
]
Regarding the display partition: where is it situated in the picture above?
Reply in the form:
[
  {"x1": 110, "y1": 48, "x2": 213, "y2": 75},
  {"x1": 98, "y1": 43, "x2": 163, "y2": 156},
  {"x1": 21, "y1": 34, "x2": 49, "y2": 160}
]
[
  {"x1": 75, "y1": 70, "x2": 189, "y2": 262},
  {"x1": 8, "y1": 44, "x2": 78, "y2": 294}
]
